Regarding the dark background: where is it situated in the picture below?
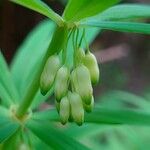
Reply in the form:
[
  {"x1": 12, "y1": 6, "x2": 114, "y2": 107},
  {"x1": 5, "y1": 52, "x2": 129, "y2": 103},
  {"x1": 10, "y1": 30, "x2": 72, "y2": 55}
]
[{"x1": 0, "y1": 0, "x2": 150, "y2": 95}]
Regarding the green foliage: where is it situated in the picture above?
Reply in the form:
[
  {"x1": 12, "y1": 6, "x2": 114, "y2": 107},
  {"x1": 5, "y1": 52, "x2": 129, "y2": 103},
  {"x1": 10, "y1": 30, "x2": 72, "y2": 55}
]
[
  {"x1": 80, "y1": 21, "x2": 150, "y2": 34},
  {"x1": 10, "y1": 20, "x2": 55, "y2": 108},
  {"x1": 0, "y1": 0, "x2": 150, "y2": 149},
  {"x1": 63, "y1": 0, "x2": 120, "y2": 21},
  {"x1": 0, "y1": 107, "x2": 20, "y2": 143},
  {"x1": 27, "y1": 120, "x2": 90, "y2": 150},
  {"x1": 92, "y1": 4, "x2": 150, "y2": 21},
  {"x1": 0, "y1": 52, "x2": 19, "y2": 106}
]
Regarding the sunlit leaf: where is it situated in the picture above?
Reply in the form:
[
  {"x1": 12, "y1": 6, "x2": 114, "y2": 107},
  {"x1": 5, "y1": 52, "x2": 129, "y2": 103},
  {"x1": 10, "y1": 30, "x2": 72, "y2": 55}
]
[
  {"x1": 93, "y1": 4, "x2": 150, "y2": 21},
  {"x1": 80, "y1": 21, "x2": 150, "y2": 34},
  {"x1": 63, "y1": 0, "x2": 120, "y2": 21}
]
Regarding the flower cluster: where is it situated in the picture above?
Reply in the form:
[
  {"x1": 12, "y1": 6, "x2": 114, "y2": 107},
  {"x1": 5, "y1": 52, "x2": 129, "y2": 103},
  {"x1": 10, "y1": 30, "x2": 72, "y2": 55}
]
[{"x1": 40, "y1": 48, "x2": 99, "y2": 125}]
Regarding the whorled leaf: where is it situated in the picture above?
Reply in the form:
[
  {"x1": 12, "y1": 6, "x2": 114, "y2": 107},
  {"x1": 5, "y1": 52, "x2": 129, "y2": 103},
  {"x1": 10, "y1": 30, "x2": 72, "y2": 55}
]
[
  {"x1": 91, "y1": 4, "x2": 150, "y2": 21},
  {"x1": 63, "y1": 0, "x2": 120, "y2": 21},
  {"x1": 79, "y1": 21, "x2": 150, "y2": 34},
  {"x1": 11, "y1": 20, "x2": 55, "y2": 107},
  {"x1": 85, "y1": 107, "x2": 150, "y2": 125},
  {"x1": 0, "y1": 51, "x2": 19, "y2": 106},
  {"x1": 32, "y1": 106, "x2": 150, "y2": 126},
  {"x1": 0, "y1": 107, "x2": 20, "y2": 143},
  {"x1": 27, "y1": 120, "x2": 90, "y2": 150}
]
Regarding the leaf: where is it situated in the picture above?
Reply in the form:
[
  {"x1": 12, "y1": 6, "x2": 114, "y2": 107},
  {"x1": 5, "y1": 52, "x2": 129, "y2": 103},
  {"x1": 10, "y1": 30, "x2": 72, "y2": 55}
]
[
  {"x1": 0, "y1": 107, "x2": 20, "y2": 143},
  {"x1": 0, "y1": 83, "x2": 12, "y2": 107},
  {"x1": 27, "y1": 130, "x2": 51, "y2": 150},
  {"x1": 0, "y1": 51, "x2": 19, "y2": 105},
  {"x1": 61, "y1": 123, "x2": 104, "y2": 139},
  {"x1": 85, "y1": 107, "x2": 150, "y2": 125},
  {"x1": 11, "y1": 20, "x2": 55, "y2": 106},
  {"x1": 94, "y1": 4, "x2": 150, "y2": 21},
  {"x1": 63, "y1": 0, "x2": 120, "y2": 21},
  {"x1": 2, "y1": 128, "x2": 21, "y2": 150},
  {"x1": 97, "y1": 90, "x2": 150, "y2": 110},
  {"x1": 31, "y1": 88, "x2": 53, "y2": 109},
  {"x1": 0, "y1": 122, "x2": 19, "y2": 143},
  {"x1": 32, "y1": 108, "x2": 58, "y2": 121},
  {"x1": 80, "y1": 21, "x2": 150, "y2": 34},
  {"x1": 34, "y1": 106, "x2": 150, "y2": 126},
  {"x1": 10, "y1": 0, "x2": 63, "y2": 26},
  {"x1": 0, "y1": 107, "x2": 11, "y2": 125},
  {"x1": 27, "y1": 120, "x2": 90, "y2": 150}
]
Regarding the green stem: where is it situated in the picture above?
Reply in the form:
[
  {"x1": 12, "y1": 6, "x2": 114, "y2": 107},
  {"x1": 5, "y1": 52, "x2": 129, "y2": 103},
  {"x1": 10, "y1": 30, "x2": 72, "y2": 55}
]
[
  {"x1": 16, "y1": 25, "x2": 68, "y2": 118},
  {"x1": 63, "y1": 29, "x2": 73, "y2": 65}
]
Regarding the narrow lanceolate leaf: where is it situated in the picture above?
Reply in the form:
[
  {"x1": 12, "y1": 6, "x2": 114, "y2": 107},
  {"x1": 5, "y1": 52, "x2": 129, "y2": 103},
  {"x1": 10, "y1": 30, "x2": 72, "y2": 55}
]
[
  {"x1": 27, "y1": 120, "x2": 90, "y2": 150},
  {"x1": 63, "y1": 0, "x2": 120, "y2": 21},
  {"x1": 94, "y1": 4, "x2": 150, "y2": 21},
  {"x1": 11, "y1": 20, "x2": 55, "y2": 106},
  {"x1": 2, "y1": 128, "x2": 22, "y2": 150},
  {"x1": 0, "y1": 122, "x2": 20, "y2": 143},
  {"x1": 11, "y1": 0, "x2": 63, "y2": 26},
  {"x1": 31, "y1": 109, "x2": 58, "y2": 121},
  {"x1": 96, "y1": 90, "x2": 150, "y2": 110},
  {"x1": 34, "y1": 107, "x2": 150, "y2": 126},
  {"x1": 85, "y1": 107, "x2": 150, "y2": 125},
  {"x1": 0, "y1": 106, "x2": 11, "y2": 124},
  {"x1": 0, "y1": 107, "x2": 20, "y2": 143},
  {"x1": 80, "y1": 21, "x2": 150, "y2": 34},
  {"x1": 0, "y1": 51, "x2": 19, "y2": 104},
  {"x1": 0, "y1": 83, "x2": 12, "y2": 107}
]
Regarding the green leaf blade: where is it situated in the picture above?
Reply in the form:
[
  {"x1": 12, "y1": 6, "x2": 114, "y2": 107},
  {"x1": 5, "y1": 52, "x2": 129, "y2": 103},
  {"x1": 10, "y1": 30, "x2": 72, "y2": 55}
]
[
  {"x1": 96, "y1": 4, "x2": 150, "y2": 21},
  {"x1": 63, "y1": 0, "x2": 120, "y2": 21},
  {"x1": 85, "y1": 107, "x2": 150, "y2": 125},
  {"x1": 0, "y1": 83, "x2": 12, "y2": 107},
  {"x1": 0, "y1": 122, "x2": 19, "y2": 143},
  {"x1": 35, "y1": 106, "x2": 150, "y2": 126},
  {"x1": 80, "y1": 21, "x2": 150, "y2": 34},
  {"x1": 0, "y1": 51, "x2": 19, "y2": 105},
  {"x1": 27, "y1": 120, "x2": 90, "y2": 150},
  {"x1": 11, "y1": 20, "x2": 55, "y2": 106},
  {"x1": 0, "y1": 107, "x2": 20, "y2": 143}
]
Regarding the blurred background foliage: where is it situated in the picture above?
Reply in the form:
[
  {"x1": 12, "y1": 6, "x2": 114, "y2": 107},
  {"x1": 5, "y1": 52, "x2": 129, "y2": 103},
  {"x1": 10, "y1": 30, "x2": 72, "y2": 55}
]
[{"x1": 0, "y1": 0, "x2": 150, "y2": 149}]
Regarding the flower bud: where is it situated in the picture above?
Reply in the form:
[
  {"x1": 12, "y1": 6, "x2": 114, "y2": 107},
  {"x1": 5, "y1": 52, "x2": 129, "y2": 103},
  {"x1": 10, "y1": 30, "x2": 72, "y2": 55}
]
[
  {"x1": 83, "y1": 96, "x2": 94, "y2": 113},
  {"x1": 76, "y1": 48, "x2": 85, "y2": 65},
  {"x1": 59, "y1": 96, "x2": 70, "y2": 125},
  {"x1": 83, "y1": 51, "x2": 99, "y2": 85},
  {"x1": 54, "y1": 66, "x2": 70, "y2": 102},
  {"x1": 71, "y1": 65, "x2": 93, "y2": 105},
  {"x1": 40, "y1": 55, "x2": 61, "y2": 95},
  {"x1": 68, "y1": 92, "x2": 84, "y2": 126}
]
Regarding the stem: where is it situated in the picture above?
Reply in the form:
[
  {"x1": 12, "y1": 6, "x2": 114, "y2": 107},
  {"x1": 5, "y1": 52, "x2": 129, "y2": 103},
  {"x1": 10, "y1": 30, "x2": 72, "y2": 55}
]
[
  {"x1": 16, "y1": 25, "x2": 68, "y2": 118},
  {"x1": 83, "y1": 29, "x2": 90, "y2": 53},
  {"x1": 63, "y1": 29, "x2": 73, "y2": 65}
]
